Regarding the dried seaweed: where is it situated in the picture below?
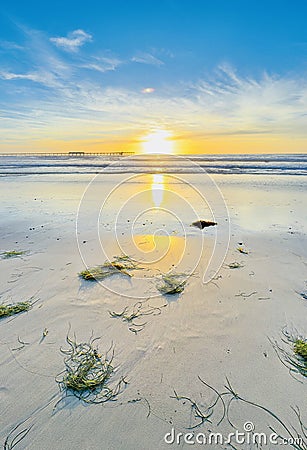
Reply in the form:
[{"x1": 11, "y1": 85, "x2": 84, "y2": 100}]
[
  {"x1": 235, "y1": 291, "x2": 257, "y2": 298},
  {"x1": 271, "y1": 327, "x2": 307, "y2": 379},
  {"x1": 1, "y1": 250, "x2": 26, "y2": 259},
  {"x1": 4, "y1": 419, "x2": 33, "y2": 450},
  {"x1": 0, "y1": 301, "x2": 32, "y2": 319},
  {"x1": 56, "y1": 333, "x2": 127, "y2": 405},
  {"x1": 12, "y1": 336, "x2": 30, "y2": 351},
  {"x1": 79, "y1": 255, "x2": 138, "y2": 281},
  {"x1": 171, "y1": 390, "x2": 214, "y2": 429},
  {"x1": 156, "y1": 272, "x2": 188, "y2": 295},
  {"x1": 109, "y1": 298, "x2": 167, "y2": 333},
  {"x1": 172, "y1": 377, "x2": 307, "y2": 449},
  {"x1": 237, "y1": 246, "x2": 249, "y2": 254},
  {"x1": 296, "y1": 291, "x2": 307, "y2": 301},
  {"x1": 226, "y1": 262, "x2": 244, "y2": 269},
  {"x1": 294, "y1": 340, "x2": 307, "y2": 360}
]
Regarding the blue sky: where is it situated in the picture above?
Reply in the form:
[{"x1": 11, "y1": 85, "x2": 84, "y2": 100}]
[{"x1": 1, "y1": 0, "x2": 307, "y2": 153}]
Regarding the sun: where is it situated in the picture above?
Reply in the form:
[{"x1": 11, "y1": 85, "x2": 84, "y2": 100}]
[{"x1": 142, "y1": 129, "x2": 174, "y2": 154}]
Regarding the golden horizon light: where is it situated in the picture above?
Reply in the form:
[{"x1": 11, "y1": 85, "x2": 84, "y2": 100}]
[{"x1": 142, "y1": 129, "x2": 175, "y2": 154}]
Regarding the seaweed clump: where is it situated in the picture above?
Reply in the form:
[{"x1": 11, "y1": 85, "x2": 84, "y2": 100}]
[
  {"x1": 271, "y1": 328, "x2": 307, "y2": 378},
  {"x1": 0, "y1": 301, "x2": 31, "y2": 319},
  {"x1": 56, "y1": 334, "x2": 126, "y2": 404},
  {"x1": 297, "y1": 291, "x2": 307, "y2": 301},
  {"x1": 79, "y1": 255, "x2": 138, "y2": 281},
  {"x1": 294, "y1": 339, "x2": 307, "y2": 361},
  {"x1": 157, "y1": 272, "x2": 188, "y2": 295},
  {"x1": 237, "y1": 246, "x2": 249, "y2": 254},
  {"x1": 226, "y1": 262, "x2": 244, "y2": 269},
  {"x1": 1, "y1": 250, "x2": 26, "y2": 259}
]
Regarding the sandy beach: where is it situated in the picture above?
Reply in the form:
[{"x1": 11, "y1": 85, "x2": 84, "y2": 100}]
[
  {"x1": 1, "y1": 0, "x2": 307, "y2": 447},
  {"x1": 0, "y1": 172, "x2": 306, "y2": 449}
]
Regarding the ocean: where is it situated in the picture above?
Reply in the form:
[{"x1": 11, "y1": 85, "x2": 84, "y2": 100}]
[{"x1": 0, "y1": 153, "x2": 307, "y2": 176}]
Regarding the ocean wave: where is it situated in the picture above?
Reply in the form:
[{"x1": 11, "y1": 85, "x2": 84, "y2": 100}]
[{"x1": 0, "y1": 154, "x2": 306, "y2": 176}]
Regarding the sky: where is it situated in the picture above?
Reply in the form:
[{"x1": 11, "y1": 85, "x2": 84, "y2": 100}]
[{"x1": 0, "y1": 0, "x2": 307, "y2": 154}]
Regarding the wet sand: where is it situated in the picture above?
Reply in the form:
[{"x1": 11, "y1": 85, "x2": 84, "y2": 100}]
[{"x1": 0, "y1": 173, "x2": 306, "y2": 449}]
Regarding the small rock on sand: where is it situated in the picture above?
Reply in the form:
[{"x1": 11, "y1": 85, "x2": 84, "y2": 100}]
[{"x1": 191, "y1": 220, "x2": 217, "y2": 229}]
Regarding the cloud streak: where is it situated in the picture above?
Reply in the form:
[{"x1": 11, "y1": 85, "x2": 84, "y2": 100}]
[
  {"x1": 3, "y1": 67, "x2": 306, "y2": 139},
  {"x1": 50, "y1": 29, "x2": 92, "y2": 52},
  {"x1": 131, "y1": 52, "x2": 164, "y2": 66},
  {"x1": 0, "y1": 69, "x2": 62, "y2": 88},
  {"x1": 0, "y1": 40, "x2": 24, "y2": 51},
  {"x1": 79, "y1": 56, "x2": 122, "y2": 73},
  {"x1": 0, "y1": 28, "x2": 307, "y2": 152}
]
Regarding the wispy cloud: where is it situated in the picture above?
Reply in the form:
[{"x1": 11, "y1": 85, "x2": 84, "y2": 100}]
[
  {"x1": 0, "y1": 40, "x2": 24, "y2": 51},
  {"x1": 80, "y1": 56, "x2": 122, "y2": 73},
  {"x1": 131, "y1": 52, "x2": 164, "y2": 66},
  {"x1": 12, "y1": 69, "x2": 307, "y2": 136},
  {"x1": 50, "y1": 29, "x2": 92, "y2": 52},
  {"x1": 0, "y1": 69, "x2": 61, "y2": 87},
  {"x1": 0, "y1": 70, "x2": 34, "y2": 81},
  {"x1": 2, "y1": 62, "x2": 307, "y2": 137},
  {"x1": 1, "y1": 26, "x2": 307, "y2": 152},
  {"x1": 190, "y1": 64, "x2": 307, "y2": 136}
]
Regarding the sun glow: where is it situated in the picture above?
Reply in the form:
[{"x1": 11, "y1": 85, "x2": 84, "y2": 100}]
[{"x1": 142, "y1": 129, "x2": 174, "y2": 154}]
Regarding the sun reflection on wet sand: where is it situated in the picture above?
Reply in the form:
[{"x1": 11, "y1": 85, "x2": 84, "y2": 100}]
[
  {"x1": 132, "y1": 233, "x2": 187, "y2": 272},
  {"x1": 151, "y1": 173, "x2": 164, "y2": 207}
]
